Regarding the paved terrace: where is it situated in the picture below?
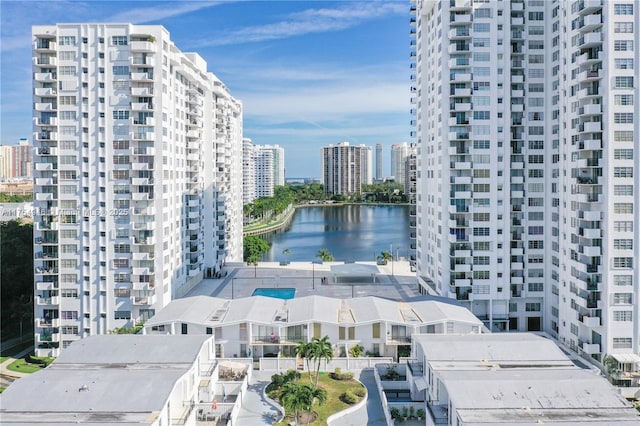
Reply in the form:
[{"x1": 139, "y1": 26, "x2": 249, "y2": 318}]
[{"x1": 186, "y1": 260, "x2": 420, "y2": 301}]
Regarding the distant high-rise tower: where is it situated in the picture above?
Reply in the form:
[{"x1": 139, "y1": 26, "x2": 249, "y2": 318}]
[
  {"x1": 242, "y1": 138, "x2": 256, "y2": 204},
  {"x1": 412, "y1": 0, "x2": 640, "y2": 374},
  {"x1": 390, "y1": 142, "x2": 410, "y2": 185},
  {"x1": 321, "y1": 142, "x2": 372, "y2": 195},
  {"x1": 32, "y1": 24, "x2": 243, "y2": 356},
  {"x1": 376, "y1": 143, "x2": 383, "y2": 180},
  {"x1": 258, "y1": 144, "x2": 285, "y2": 186},
  {"x1": 255, "y1": 148, "x2": 274, "y2": 198},
  {"x1": 0, "y1": 139, "x2": 33, "y2": 178}
]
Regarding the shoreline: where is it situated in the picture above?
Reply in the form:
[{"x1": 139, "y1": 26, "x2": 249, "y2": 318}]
[{"x1": 243, "y1": 202, "x2": 409, "y2": 236}]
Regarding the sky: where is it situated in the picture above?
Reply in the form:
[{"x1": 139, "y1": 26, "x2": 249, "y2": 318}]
[{"x1": 0, "y1": 0, "x2": 411, "y2": 178}]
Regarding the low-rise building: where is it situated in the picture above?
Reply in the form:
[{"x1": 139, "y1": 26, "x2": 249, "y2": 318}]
[
  {"x1": 143, "y1": 295, "x2": 484, "y2": 361},
  {"x1": 396, "y1": 333, "x2": 639, "y2": 425},
  {"x1": 0, "y1": 335, "x2": 249, "y2": 425}
]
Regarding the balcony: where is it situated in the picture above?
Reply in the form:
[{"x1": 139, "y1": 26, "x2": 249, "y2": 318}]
[
  {"x1": 581, "y1": 315, "x2": 601, "y2": 327},
  {"x1": 581, "y1": 342, "x2": 601, "y2": 354},
  {"x1": 36, "y1": 281, "x2": 58, "y2": 290},
  {"x1": 34, "y1": 56, "x2": 57, "y2": 66},
  {"x1": 450, "y1": 14, "x2": 471, "y2": 25},
  {"x1": 387, "y1": 335, "x2": 411, "y2": 345},
  {"x1": 577, "y1": 70, "x2": 601, "y2": 83},
  {"x1": 130, "y1": 41, "x2": 156, "y2": 52},
  {"x1": 34, "y1": 41, "x2": 57, "y2": 51},
  {"x1": 131, "y1": 72, "x2": 153, "y2": 81},
  {"x1": 34, "y1": 72, "x2": 56, "y2": 82},
  {"x1": 131, "y1": 102, "x2": 153, "y2": 111},
  {"x1": 427, "y1": 403, "x2": 449, "y2": 425},
  {"x1": 252, "y1": 335, "x2": 281, "y2": 344},
  {"x1": 35, "y1": 102, "x2": 56, "y2": 112},
  {"x1": 579, "y1": 139, "x2": 601, "y2": 150},
  {"x1": 578, "y1": 32, "x2": 603, "y2": 48},
  {"x1": 452, "y1": 73, "x2": 472, "y2": 83},
  {"x1": 451, "y1": 88, "x2": 471, "y2": 97},
  {"x1": 37, "y1": 296, "x2": 60, "y2": 306}
]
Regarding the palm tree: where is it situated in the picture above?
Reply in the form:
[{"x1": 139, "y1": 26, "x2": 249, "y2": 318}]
[
  {"x1": 279, "y1": 382, "x2": 327, "y2": 426},
  {"x1": 282, "y1": 248, "x2": 291, "y2": 264},
  {"x1": 295, "y1": 341, "x2": 313, "y2": 382},
  {"x1": 316, "y1": 248, "x2": 334, "y2": 262},
  {"x1": 309, "y1": 336, "x2": 334, "y2": 388},
  {"x1": 378, "y1": 250, "x2": 393, "y2": 265}
]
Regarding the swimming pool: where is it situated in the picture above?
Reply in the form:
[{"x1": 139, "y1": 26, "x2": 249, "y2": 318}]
[{"x1": 252, "y1": 288, "x2": 296, "y2": 300}]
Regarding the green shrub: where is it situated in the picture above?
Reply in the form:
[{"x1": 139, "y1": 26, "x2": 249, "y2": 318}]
[
  {"x1": 354, "y1": 386, "x2": 366, "y2": 397},
  {"x1": 340, "y1": 390, "x2": 359, "y2": 405},
  {"x1": 330, "y1": 367, "x2": 354, "y2": 381},
  {"x1": 348, "y1": 344, "x2": 364, "y2": 358}
]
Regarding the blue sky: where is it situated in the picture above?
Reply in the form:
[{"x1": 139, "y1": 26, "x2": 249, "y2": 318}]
[{"x1": 1, "y1": 0, "x2": 411, "y2": 178}]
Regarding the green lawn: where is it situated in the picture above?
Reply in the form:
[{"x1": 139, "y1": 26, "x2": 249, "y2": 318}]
[
  {"x1": 0, "y1": 356, "x2": 9, "y2": 363},
  {"x1": 275, "y1": 372, "x2": 365, "y2": 425},
  {"x1": 0, "y1": 386, "x2": 6, "y2": 393},
  {"x1": 6, "y1": 358, "x2": 45, "y2": 374}
]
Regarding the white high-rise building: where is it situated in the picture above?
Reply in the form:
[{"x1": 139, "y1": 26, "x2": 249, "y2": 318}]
[
  {"x1": 32, "y1": 24, "x2": 243, "y2": 356},
  {"x1": 321, "y1": 142, "x2": 372, "y2": 196},
  {"x1": 242, "y1": 138, "x2": 256, "y2": 204},
  {"x1": 255, "y1": 147, "x2": 274, "y2": 198},
  {"x1": 391, "y1": 142, "x2": 410, "y2": 185},
  {"x1": 258, "y1": 144, "x2": 285, "y2": 186},
  {"x1": 412, "y1": 0, "x2": 640, "y2": 380}
]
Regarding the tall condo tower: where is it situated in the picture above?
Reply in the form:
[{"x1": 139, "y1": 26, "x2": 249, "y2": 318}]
[
  {"x1": 321, "y1": 142, "x2": 372, "y2": 195},
  {"x1": 412, "y1": 0, "x2": 640, "y2": 380},
  {"x1": 391, "y1": 142, "x2": 410, "y2": 185},
  {"x1": 376, "y1": 142, "x2": 383, "y2": 180},
  {"x1": 32, "y1": 24, "x2": 243, "y2": 356}
]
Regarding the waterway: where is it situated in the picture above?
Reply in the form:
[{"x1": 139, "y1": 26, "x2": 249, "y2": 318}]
[{"x1": 262, "y1": 205, "x2": 411, "y2": 262}]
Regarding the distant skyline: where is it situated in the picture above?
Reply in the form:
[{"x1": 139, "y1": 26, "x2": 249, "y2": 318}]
[{"x1": 0, "y1": 0, "x2": 411, "y2": 177}]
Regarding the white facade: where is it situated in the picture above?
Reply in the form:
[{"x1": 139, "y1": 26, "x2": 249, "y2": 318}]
[
  {"x1": 412, "y1": 0, "x2": 640, "y2": 379},
  {"x1": 144, "y1": 295, "x2": 484, "y2": 361},
  {"x1": 255, "y1": 147, "x2": 274, "y2": 198},
  {"x1": 259, "y1": 144, "x2": 285, "y2": 186},
  {"x1": 322, "y1": 142, "x2": 372, "y2": 195},
  {"x1": 32, "y1": 24, "x2": 243, "y2": 356},
  {"x1": 376, "y1": 142, "x2": 383, "y2": 180},
  {"x1": 0, "y1": 335, "x2": 250, "y2": 425},
  {"x1": 390, "y1": 141, "x2": 410, "y2": 185},
  {"x1": 242, "y1": 138, "x2": 256, "y2": 204}
]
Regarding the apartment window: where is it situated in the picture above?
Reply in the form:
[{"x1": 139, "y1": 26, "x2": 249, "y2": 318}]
[
  {"x1": 614, "y1": 221, "x2": 633, "y2": 232},
  {"x1": 614, "y1": 113, "x2": 634, "y2": 124},
  {"x1": 614, "y1": 40, "x2": 634, "y2": 51},
  {"x1": 613, "y1": 4, "x2": 634, "y2": 15},
  {"x1": 614, "y1": 203, "x2": 633, "y2": 214},
  {"x1": 529, "y1": 169, "x2": 544, "y2": 178},
  {"x1": 113, "y1": 259, "x2": 129, "y2": 268},
  {"x1": 528, "y1": 69, "x2": 544, "y2": 78},
  {"x1": 615, "y1": 22, "x2": 634, "y2": 33},
  {"x1": 369, "y1": 322, "x2": 380, "y2": 338},
  {"x1": 114, "y1": 288, "x2": 131, "y2": 297},
  {"x1": 528, "y1": 226, "x2": 544, "y2": 235},
  {"x1": 528, "y1": 241, "x2": 544, "y2": 249},
  {"x1": 614, "y1": 59, "x2": 634, "y2": 70},
  {"x1": 473, "y1": 111, "x2": 490, "y2": 120},
  {"x1": 614, "y1": 311, "x2": 633, "y2": 321},
  {"x1": 474, "y1": 241, "x2": 491, "y2": 251},
  {"x1": 613, "y1": 257, "x2": 633, "y2": 269},
  {"x1": 113, "y1": 110, "x2": 130, "y2": 120},
  {"x1": 528, "y1": 40, "x2": 544, "y2": 50},
  {"x1": 473, "y1": 270, "x2": 490, "y2": 279},
  {"x1": 614, "y1": 239, "x2": 633, "y2": 250},
  {"x1": 615, "y1": 77, "x2": 634, "y2": 89},
  {"x1": 114, "y1": 244, "x2": 130, "y2": 253},
  {"x1": 181, "y1": 323, "x2": 188, "y2": 334},
  {"x1": 525, "y1": 303, "x2": 541, "y2": 312},
  {"x1": 473, "y1": 256, "x2": 490, "y2": 265},
  {"x1": 614, "y1": 167, "x2": 633, "y2": 178},
  {"x1": 614, "y1": 185, "x2": 634, "y2": 196},
  {"x1": 473, "y1": 227, "x2": 490, "y2": 236},
  {"x1": 473, "y1": 52, "x2": 490, "y2": 62},
  {"x1": 473, "y1": 23, "x2": 490, "y2": 32},
  {"x1": 528, "y1": 283, "x2": 544, "y2": 292},
  {"x1": 61, "y1": 310, "x2": 78, "y2": 320},
  {"x1": 570, "y1": 324, "x2": 579, "y2": 336},
  {"x1": 613, "y1": 293, "x2": 633, "y2": 305},
  {"x1": 509, "y1": 303, "x2": 518, "y2": 312},
  {"x1": 473, "y1": 184, "x2": 490, "y2": 192},
  {"x1": 112, "y1": 65, "x2": 129, "y2": 75},
  {"x1": 615, "y1": 131, "x2": 634, "y2": 142},
  {"x1": 474, "y1": 8, "x2": 492, "y2": 18},
  {"x1": 61, "y1": 326, "x2": 79, "y2": 334},
  {"x1": 528, "y1": 198, "x2": 544, "y2": 207},
  {"x1": 528, "y1": 55, "x2": 544, "y2": 64},
  {"x1": 473, "y1": 140, "x2": 490, "y2": 149},
  {"x1": 60, "y1": 289, "x2": 78, "y2": 298},
  {"x1": 528, "y1": 26, "x2": 544, "y2": 35},
  {"x1": 112, "y1": 36, "x2": 128, "y2": 45},
  {"x1": 473, "y1": 38, "x2": 491, "y2": 48},
  {"x1": 528, "y1": 11, "x2": 544, "y2": 20},
  {"x1": 614, "y1": 149, "x2": 634, "y2": 160},
  {"x1": 615, "y1": 95, "x2": 634, "y2": 106},
  {"x1": 614, "y1": 275, "x2": 633, "y2": 286},
  {"x1": 58, "y1": 36, "x2": 76, "y2": 46},
  {"x1": 115, "y1": 311, "x2": 132, "y2": 320}
]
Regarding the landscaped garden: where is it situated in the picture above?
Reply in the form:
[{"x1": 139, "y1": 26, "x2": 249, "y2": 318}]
[
  {"x1": 6, "y1": 354, "x2": 54, "y2": 374},
  {"x1": 266, "y1": 336, "x2": 367, "y2": 425}
]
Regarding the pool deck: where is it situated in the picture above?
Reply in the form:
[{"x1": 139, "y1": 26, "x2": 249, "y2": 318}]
[{"x1": 185, "y1": 260, "x2": 420, "y2": 301}]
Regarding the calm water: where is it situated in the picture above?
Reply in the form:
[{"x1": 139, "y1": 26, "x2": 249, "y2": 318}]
[{"x1": 262, "y1": 205, "x2": 411, "y2": 262}]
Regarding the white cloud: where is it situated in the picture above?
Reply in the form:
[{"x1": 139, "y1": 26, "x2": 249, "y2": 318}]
[
  {"x1": 196, "y1": 1, "x2": 406, "y2": 46},
  {"x1": 107, "y1": 1, "x2": 221, "y2": 24}
]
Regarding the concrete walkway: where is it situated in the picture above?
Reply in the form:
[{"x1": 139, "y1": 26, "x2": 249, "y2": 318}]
[
  {"x1": 236, "y1": 371, "x2": 281, "y2": 425},
  {"x1": 0, "y1": 345, "x2": 35, "y2": 380},
  {"x1": 330, "y1": 369, "x2": 387, "y2": 426}
]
